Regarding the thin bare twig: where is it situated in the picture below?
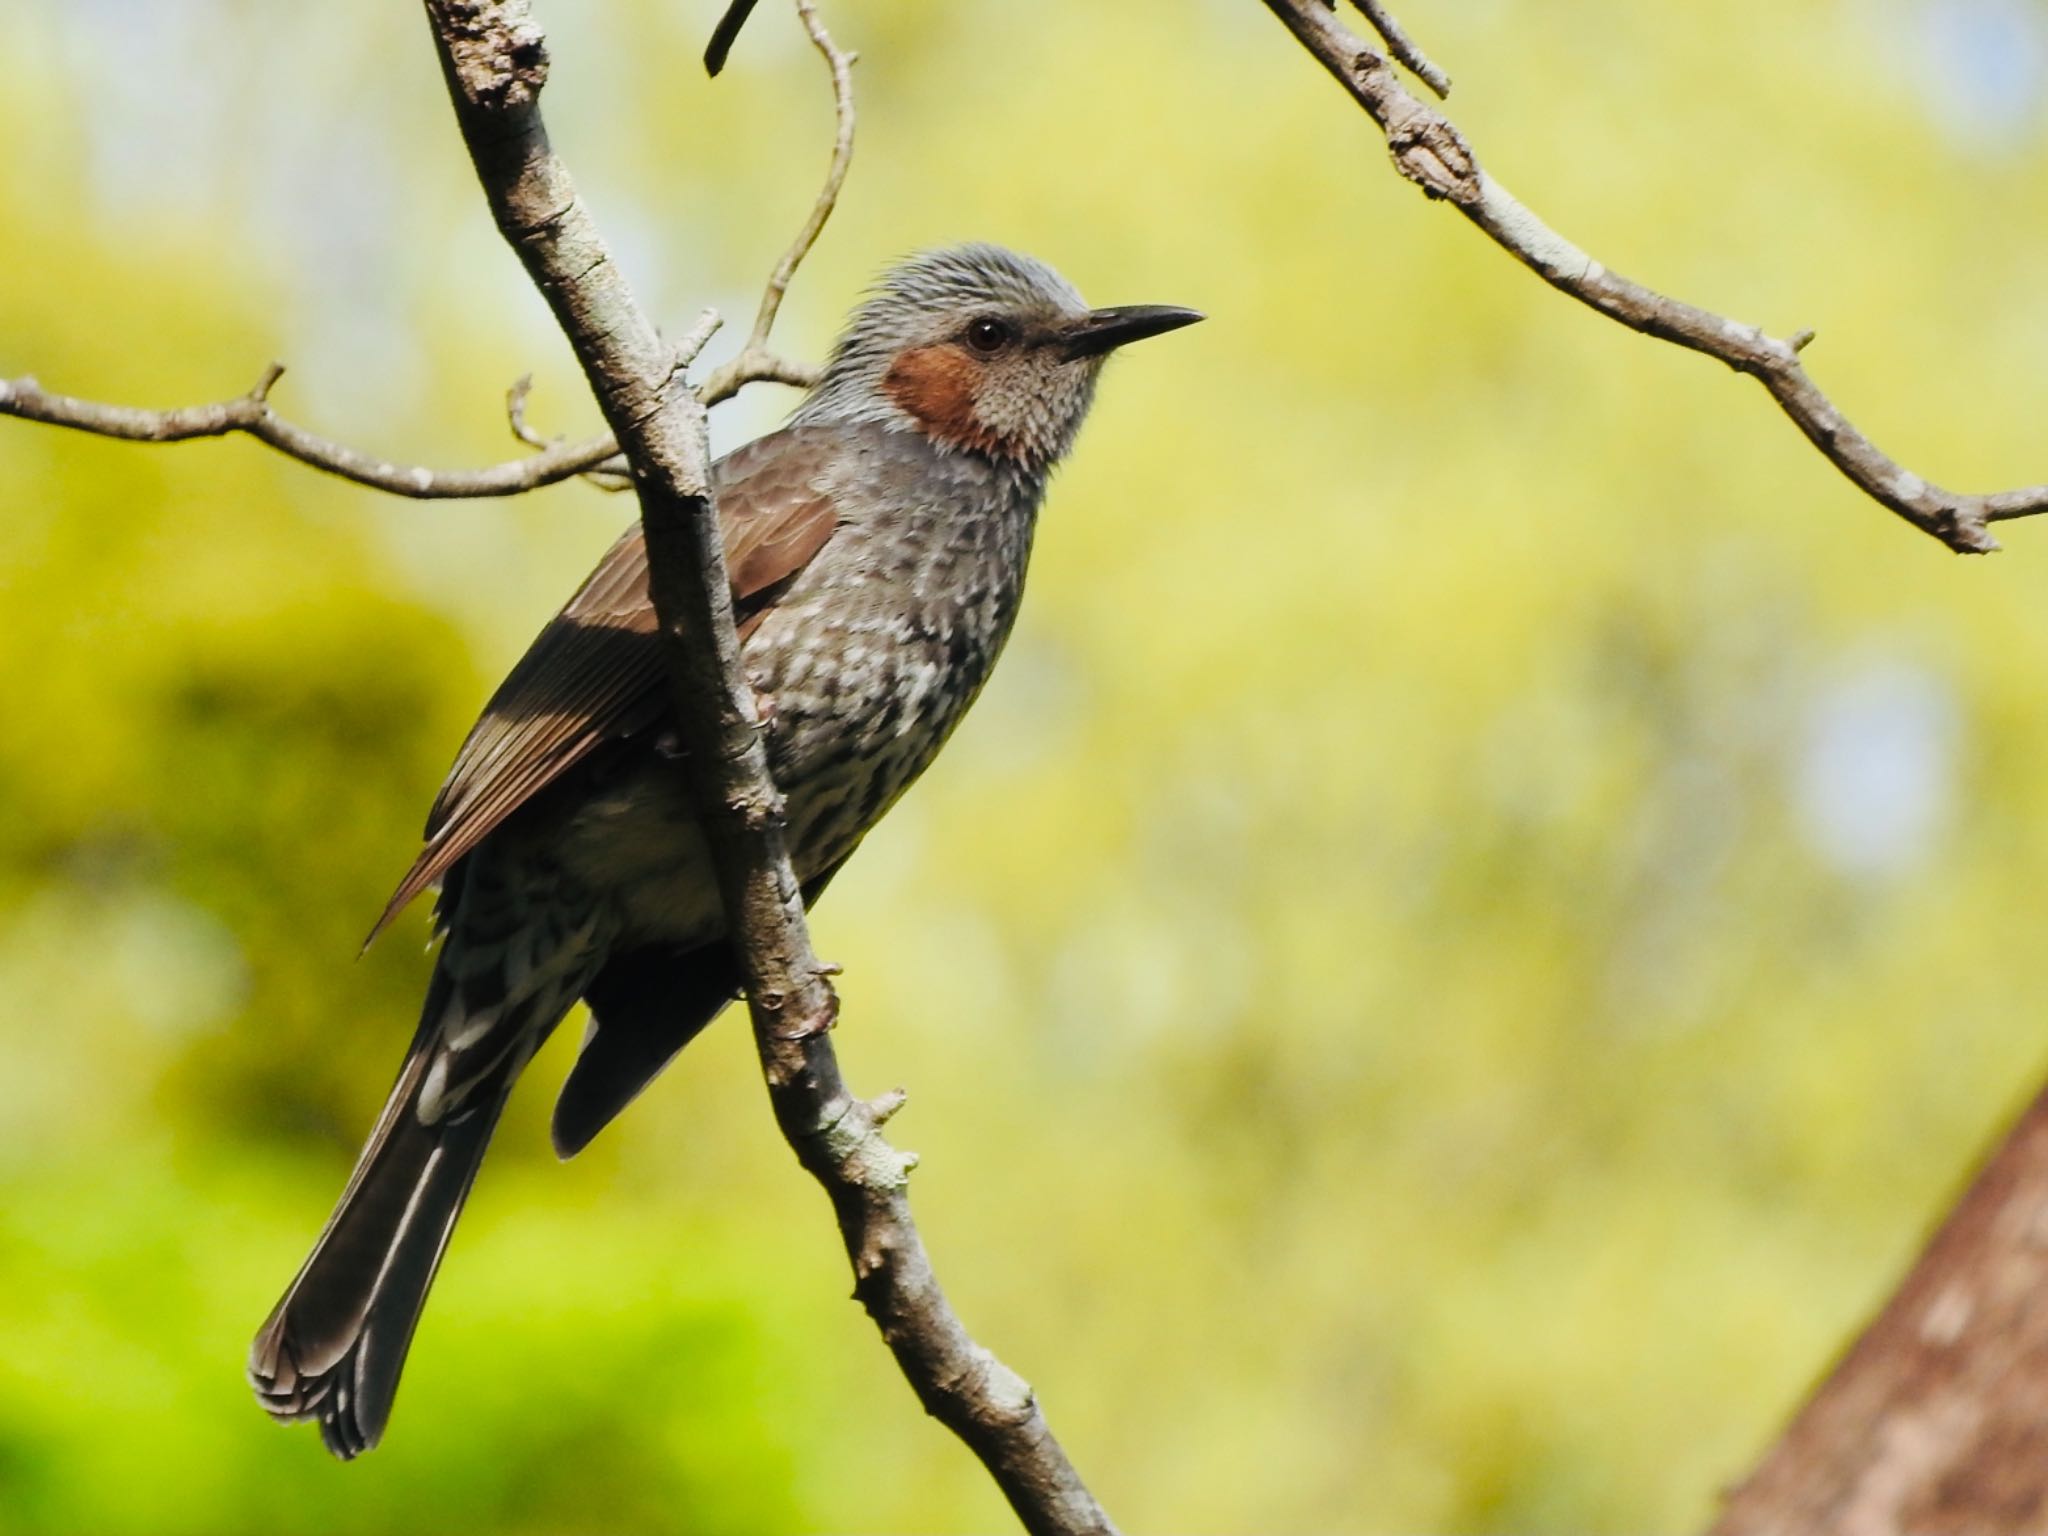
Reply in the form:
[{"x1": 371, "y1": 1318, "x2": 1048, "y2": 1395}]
[
  {"x1": 0, "y1": 365, "x2": 620, "y2": 499},
  {"x1": 585, "y1": 6, "x2": 850, "y2": 483},
  {"x1": 1263, "y1": 0, "x2": 2046, "y2": 554},
  {"x1": 3, "y1": 0, "x2": 829, "y2": 506},
  {"x1": 420, "y1": 2, "x2": 1116, "y2": 1533},
  {"x1": 704, "y1": 0, "x2": 762, "y2": 75},
  {"x1": 505, "y1": 0, "x2": 850, "y2": 500},
  {"x1": 747, "y1": 1, "x2": 851, "y2": 348},
  {"x1": 671, "y1": 306, "x2": 728, "y2": 372},
  {"x1": 0, "y1": 345, "x2": 814, "y2": 506},
  {"x1": 504, "y1": 373, "x2": 550, "y2": 450},
  {"x1": 698, "y1": 0, "x2": 850, "y2": 406},
  {"x1": 1348, "y1": 0, "x2": 1449, "y2": 97}
]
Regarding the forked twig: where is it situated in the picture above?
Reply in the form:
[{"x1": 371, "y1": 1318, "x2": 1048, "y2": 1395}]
[{"x1": 699, "y1": 0, "x2": 853, "y2": 406}]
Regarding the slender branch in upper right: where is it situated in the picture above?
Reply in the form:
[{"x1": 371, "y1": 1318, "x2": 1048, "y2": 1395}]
[{"x1": 1261, "y1": 0, "x2": 2048, "y2": 554}]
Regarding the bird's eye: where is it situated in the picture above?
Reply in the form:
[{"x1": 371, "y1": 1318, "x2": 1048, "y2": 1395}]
[{"x1": 964, "y1": 317, "x2": 1012, "y2": 354}]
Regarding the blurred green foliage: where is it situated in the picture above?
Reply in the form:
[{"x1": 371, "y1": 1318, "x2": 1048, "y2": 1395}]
[{"x1": 6, "y1": 0, "x2": 2048, "y2": 1530}]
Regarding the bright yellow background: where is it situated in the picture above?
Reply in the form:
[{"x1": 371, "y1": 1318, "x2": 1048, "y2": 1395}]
[{"x1": 5, "y1": 1, "x2": 2047, "y2": 1530}]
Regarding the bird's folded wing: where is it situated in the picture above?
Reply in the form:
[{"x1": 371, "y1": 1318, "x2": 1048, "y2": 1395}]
[{"x1": 368, "y1": 426, "x2": 847, "y2": 941}]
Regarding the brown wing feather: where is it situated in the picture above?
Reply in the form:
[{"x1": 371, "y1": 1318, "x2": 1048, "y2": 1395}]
[{"x1": 368, "y1": 426, "x2": 847, "y2": 941}]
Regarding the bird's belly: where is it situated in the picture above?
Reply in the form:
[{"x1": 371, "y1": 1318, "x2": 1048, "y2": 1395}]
[
  {"x1": 548, "y1": 716, "x2": 943, "y2": 950},
  {"x1": 547, "y1": 765, "x2": 724, "y2": 949},
  {"x1": 551, "y1": 568, "x2": 1008, "y2": 950}
]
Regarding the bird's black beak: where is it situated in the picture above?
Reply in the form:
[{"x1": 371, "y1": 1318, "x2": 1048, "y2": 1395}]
[{"x1": 1058, "y1": 304, "x2": 1205, "y2": 361}]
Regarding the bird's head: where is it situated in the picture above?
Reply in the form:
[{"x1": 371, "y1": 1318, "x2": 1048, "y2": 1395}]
[{"x1": 796, "y1": 244, "x2": 1201, "y2": 471}]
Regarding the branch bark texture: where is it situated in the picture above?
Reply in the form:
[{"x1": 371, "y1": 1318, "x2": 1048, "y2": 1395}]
[
  {"x1": 1261, "y1": 0, "x2": 2048, "y2": 555},
  {"x1": 1711, "y1": 1082, "x2": 2048, "y2": 1535},
  {"x1": 419, "y1": 3, "x2": 1114, "y2": 1532}
]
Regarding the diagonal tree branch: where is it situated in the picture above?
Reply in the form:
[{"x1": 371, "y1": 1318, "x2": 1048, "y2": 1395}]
[
  {"x1": 1260, "y1": 0, "x2": 2048, "y2": 555},
  {"x1": 418, "y1": 2, "x2": 1115, "y2": 1532}
]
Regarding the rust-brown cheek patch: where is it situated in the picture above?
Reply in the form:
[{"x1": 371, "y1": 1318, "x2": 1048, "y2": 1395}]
[{"x1": 882, "y1": 343, "x2": 1017, "y2": 459}]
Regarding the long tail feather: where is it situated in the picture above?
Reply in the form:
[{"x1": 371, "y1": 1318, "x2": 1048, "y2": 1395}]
[{"x1": 248, "y1": 968, "x2": 523, "y2": 1459}]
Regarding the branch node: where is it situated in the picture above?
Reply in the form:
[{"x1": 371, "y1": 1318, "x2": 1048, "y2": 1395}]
[
  {"x1": 1945, "y1": 511, "x2": 1999, "y2": 554},
  {"x1": 1788, "y1": 327, "x2": 1817, "y2": 354},
  {"x1": 1385, "y1": 116, "x2": 1478, "y2": 201},
  {"x1": 853, "y1": 1231, "x2": 896, "y2": 1281},
  {"x1": 867, "y1": 1086, "x2": 908, "y2": 1125},
  {"x1": 249, "y1": 362, "x2": 286, "y2": 404},
  {"x1": 773, "y1": 993, "x2": 840, "y2": 1041}
]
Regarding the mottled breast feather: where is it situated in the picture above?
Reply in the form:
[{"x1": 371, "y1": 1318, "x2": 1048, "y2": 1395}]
[{"x1": 368, "y1": 426, "x2": 850, "y2": 940}]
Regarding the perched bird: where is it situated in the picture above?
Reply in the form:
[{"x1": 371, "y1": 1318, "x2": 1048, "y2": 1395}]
[{"x1": 248, "y1": 244, "x2": 1200, "y2": 1458}]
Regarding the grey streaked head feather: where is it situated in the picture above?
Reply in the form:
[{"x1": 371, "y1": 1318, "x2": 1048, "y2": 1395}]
[{"x1": 792, "y1": 244, "x2": 1102, "y2": 467}]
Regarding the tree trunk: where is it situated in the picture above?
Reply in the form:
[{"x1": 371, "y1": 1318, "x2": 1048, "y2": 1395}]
[{"x1": 1713, "y1": 1080, "x2": 2048, "y2": 1536}]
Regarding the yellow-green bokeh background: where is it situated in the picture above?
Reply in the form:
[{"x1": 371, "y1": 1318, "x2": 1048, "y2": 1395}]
[{"x1": 7, "y1": 1, "x2": 2048, "y2": 1530}]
